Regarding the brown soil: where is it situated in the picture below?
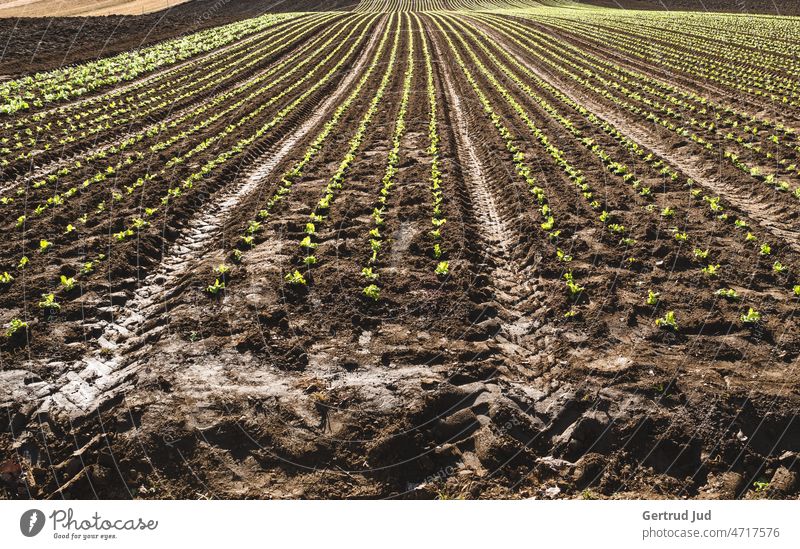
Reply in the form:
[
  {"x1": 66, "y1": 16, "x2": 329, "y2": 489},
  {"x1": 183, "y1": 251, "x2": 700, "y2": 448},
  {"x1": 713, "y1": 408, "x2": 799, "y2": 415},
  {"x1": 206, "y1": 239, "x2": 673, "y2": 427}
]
[{"x1": 0, "y1": 8, "x2": 799, "y2": 500}]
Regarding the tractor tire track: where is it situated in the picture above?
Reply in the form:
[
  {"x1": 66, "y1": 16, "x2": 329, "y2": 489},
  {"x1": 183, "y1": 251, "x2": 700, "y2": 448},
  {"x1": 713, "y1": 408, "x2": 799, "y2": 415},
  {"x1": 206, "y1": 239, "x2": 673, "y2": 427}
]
[{"x1": 432, "y1": 25, "x2": 544, "y2": 369}]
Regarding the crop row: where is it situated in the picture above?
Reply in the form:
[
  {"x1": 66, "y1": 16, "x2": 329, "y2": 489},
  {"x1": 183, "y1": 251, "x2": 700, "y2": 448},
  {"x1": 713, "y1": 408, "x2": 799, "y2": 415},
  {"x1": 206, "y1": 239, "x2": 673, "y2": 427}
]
[
  {"x1": 414, "y1": 13, "x2": 449, "y2": 275},
  {"x1": 498, "y1": 17, "x2": 800, "y2": 184},
  {"x1": 352, "y1": 0, "x2": 549, "y2": 11},
  {"x1": 360, "y1": 14, "x2": 416, "y2": 301}
]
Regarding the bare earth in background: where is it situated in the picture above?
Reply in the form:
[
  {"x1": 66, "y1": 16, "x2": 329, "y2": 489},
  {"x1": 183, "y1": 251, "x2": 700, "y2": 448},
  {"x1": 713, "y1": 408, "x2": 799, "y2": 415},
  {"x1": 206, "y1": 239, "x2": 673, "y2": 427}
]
[
  {"x1": 0, "y1": 1, "x2": 799, "y2": 501},
  {"x1": 0, "y1": 0, "x2": 193, "y2": 17},
  {"x1": 0, "y1": 0, "x2": 353, "y2": 76}
]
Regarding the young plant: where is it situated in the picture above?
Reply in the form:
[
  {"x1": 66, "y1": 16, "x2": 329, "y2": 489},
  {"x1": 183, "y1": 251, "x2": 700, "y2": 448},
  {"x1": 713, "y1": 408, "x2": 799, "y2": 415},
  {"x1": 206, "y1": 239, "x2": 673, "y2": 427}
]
[
  {"x1": 284, "y1": 270, "x2": 306, "y2": 286},
  {"x1": 206, "y1": 278, "x2": 225, "y2": 295},
  {"x1": 5, "y1": 318, "x2": 28, "y2": 338},
  {"x1": 701, "y1": 264, "x2": 721, "y2": 277},
  {"x1": 362, "y1": 284, "x2": 380, "y2": 301},
  {"x1": 39, "y1": 239, "x2": 52, "y2": 253},
  {"x1": 715, "y1": 288, "x2": 739, "y2": 300},
  {"x1": 435, "y1": 261, "x2": 449, "y2": 277},
  {"x1": 556, "y1": 249, "x2": 572, "y2": 262},
  {"x1": 646, "y1": 290, "x2": 660, "y2": 306},
  {"x1": 564, "y1": 272, "x2": 585, "y2": 300},
  {"x1": 706, "y1": 196, "x2": 723, "y2": 213},
  {"x1": 361, "y1": 267, "x2": 378, "y2": 281},
  {"x1": 753, "y1": 480, "x2": 770, "y2": 493},
  {"x1": 0, "y1": 271, "x2": 13, "y2": 284},
  {"x1": 741, "y1": 308, "x2": 762, "y2": 325},
  {"x1": 247, "y1": 220, "x2": 262, "y2": 235},
  {"x1": 299, "y1": 236, "x2": 317, "y2": 249},
  {"x1": 38, "y1": 293, "x2": 60, "y2": 311},
  {"x1": 59, "y1": 275, "x2": 77, "y2": 291},
  {"x1": 113, "y1": 229, "x2": 134, "y2": 241}
]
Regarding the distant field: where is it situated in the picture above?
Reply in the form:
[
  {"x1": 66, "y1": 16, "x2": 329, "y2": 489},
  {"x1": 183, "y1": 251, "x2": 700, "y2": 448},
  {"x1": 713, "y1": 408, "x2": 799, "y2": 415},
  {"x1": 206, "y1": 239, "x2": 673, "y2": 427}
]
[
  {"x1": 583, "y1": 0, "x2": 800, "y2": 15},
  {"x1": 0, "y1": 0, "x2": 192, "y2": 17}
]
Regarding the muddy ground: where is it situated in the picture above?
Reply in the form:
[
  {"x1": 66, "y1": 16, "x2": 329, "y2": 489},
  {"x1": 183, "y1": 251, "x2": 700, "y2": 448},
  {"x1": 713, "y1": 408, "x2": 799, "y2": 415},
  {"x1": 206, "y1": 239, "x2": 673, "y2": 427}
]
[{"x1": 0, "y1": 9, "x2": 799, "y2": 500}]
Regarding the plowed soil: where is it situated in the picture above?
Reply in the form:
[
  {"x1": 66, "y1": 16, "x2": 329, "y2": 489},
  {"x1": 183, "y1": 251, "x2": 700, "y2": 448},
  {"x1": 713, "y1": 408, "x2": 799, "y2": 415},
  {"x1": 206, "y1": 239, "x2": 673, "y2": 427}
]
[{"x1": 0, "y1": 0, "x2": 194, "y2": 18}]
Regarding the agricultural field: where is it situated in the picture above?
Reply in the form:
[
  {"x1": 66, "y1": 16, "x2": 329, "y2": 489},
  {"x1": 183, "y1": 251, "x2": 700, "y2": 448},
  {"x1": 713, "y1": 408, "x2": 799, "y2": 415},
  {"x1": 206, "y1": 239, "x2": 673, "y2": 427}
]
[{"x1": 0, "y1": 0, "x2": 799, "y2": 500}]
